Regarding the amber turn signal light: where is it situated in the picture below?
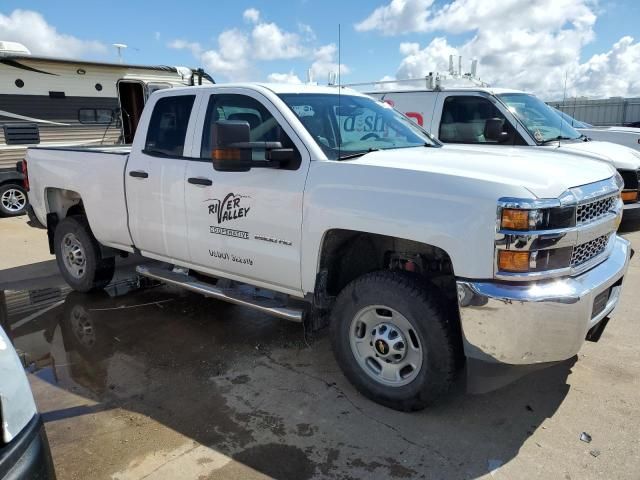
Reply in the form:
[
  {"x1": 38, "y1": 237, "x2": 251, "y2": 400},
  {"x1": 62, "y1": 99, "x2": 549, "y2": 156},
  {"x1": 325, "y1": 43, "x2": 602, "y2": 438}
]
[
  {"x1": 621, "y1": 191, "x2": 638, "y2": 203},
  {"x1": 498, "y1": 251, "x2": 531, "y2": 272},
  {"x1": 501, "y1": 209, "x2": 530, "y2": 230},
  {"x1": 212, "y1": 148, "x2": 242, "y2": 160}
]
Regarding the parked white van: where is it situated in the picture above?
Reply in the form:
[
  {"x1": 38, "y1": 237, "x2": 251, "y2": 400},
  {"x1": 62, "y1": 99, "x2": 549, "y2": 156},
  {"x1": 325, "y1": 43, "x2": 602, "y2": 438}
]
[{"x1": 367, "y1": 87, "x2": 640, "y2": 216}]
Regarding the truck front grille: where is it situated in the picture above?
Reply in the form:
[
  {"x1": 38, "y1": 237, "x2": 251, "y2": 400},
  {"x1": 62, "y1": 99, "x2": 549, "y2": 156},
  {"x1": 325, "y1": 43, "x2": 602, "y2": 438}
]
[
  {"x1": 571, "y1": 234, "x2": 610, "y2": 267},
  {"x1": 576, "y1": 195, "x2": 618, "y2": 225}
]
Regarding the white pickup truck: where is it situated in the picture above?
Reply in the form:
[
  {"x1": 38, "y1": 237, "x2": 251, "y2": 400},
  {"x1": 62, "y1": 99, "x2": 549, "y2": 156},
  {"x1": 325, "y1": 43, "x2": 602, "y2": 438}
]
[
  {"x1": 368, "y1": 88, "x2": 640, "y2": 215},
  {"x1": 25, "y1": 83, "x2": 631, "y2": 411}
]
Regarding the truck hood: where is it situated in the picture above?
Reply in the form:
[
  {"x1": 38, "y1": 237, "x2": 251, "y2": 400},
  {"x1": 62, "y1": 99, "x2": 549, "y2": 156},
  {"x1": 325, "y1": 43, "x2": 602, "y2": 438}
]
[
  {"x1": 349, "y1": 145, "x2": 616, "y2": 199},
  {"x1": 552, "y1": 140, "x2": 640, "y2": 170}
]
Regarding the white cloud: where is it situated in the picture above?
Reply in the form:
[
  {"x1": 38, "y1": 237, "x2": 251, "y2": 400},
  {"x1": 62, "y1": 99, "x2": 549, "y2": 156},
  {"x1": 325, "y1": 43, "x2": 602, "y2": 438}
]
[
  {"x1": 573, "y1": 36, "x2": 640, "y2": 99},
  {"x1": 267, "y1": 71, "x2": 303, "y2": 84},
  {"x1": 243, "y1": 8, "x2": 260, "y2": 24},
  {"x1": 298, "y1": 23, "x2": 316, "y2": 41},
  {"x1": 169, "y1": 11, "x2": 338, "y2": 82},
  {"x1": 364, "y1": 0, "x2": 640, "y2": 99},
  {"x1": 355, "y1": 0, "x2": 434, "y2": 35},
  {"x1": 170, "y1": 30, "x2": 251, "y2": 81},
  {"x1": 168, "y1": 39, "x2": 202, "y2": 57},
  {"x1": 309, "y1": 43, "x2": 350, "y2": 83},
  {"x1": 0, "y1": 9, "x2": 107, "y2": 58},
  {"x1": 251, "y1": 22, "x2": 305, "y2": 60}
]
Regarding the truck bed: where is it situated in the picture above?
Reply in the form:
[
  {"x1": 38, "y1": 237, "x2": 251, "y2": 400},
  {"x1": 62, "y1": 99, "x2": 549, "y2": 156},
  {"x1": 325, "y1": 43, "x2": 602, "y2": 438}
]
[{"x1": 26, "y1": 146, "x2": 133, "y2": 251}]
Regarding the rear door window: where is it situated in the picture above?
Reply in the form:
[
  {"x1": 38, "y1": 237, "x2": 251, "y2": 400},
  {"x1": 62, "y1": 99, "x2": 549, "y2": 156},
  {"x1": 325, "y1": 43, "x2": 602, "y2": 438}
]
[{"x1": 145, "y1": 95, "x2": 195, "y2": 157}]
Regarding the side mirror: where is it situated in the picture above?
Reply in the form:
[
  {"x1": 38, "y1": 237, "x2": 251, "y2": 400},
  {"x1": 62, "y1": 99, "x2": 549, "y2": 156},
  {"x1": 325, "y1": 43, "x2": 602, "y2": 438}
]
[
  {"x1": 212, "y1": 120, "x2": 252, "y2": 172},
  {"x1": 484, "y1": 118, "x2": 509, "y2": 143},
  {"x1": 211, "y1": 120, "x2": 296, "y2": 171}
]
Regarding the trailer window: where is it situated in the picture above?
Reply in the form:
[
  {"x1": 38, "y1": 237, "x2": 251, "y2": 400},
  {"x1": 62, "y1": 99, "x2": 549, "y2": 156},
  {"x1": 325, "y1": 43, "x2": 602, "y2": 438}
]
[
  {"x1": 145, "y1": 95, "x2": 195, "y2": 157},
  {"x1": 78, "y1": 109, "x2": 114, "y2": 124}
]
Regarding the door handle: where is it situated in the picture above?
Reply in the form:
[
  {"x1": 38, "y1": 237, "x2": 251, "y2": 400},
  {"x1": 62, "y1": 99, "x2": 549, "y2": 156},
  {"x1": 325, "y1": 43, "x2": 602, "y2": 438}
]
[
  {"x1": 187, "y1": 177, "x2": 212, "y2": 186},
  {"x1": 129, "y1": 170, "x2": 149, "y2": 179}
]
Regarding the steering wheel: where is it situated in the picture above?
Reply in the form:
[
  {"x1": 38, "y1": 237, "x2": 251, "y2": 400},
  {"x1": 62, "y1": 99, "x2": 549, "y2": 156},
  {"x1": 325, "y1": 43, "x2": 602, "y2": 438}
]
[{"x1": 360, "y1": 132, "x2": 380, "y2": 141}]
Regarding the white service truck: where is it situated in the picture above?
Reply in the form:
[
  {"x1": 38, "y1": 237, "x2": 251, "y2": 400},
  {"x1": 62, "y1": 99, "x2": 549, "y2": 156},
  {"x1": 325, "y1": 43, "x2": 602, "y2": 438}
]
[
  {"x1": 368, "y1": 88, "x2": 640, "y2": 215},
  {"x1": 25, "y1": 83, "x2": 631, "y2": 410}
]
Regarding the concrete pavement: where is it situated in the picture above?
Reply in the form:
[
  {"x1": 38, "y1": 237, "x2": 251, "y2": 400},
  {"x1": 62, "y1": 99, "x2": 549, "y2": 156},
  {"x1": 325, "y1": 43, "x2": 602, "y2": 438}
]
[{"x1": 1, "y1": 215, "x2": 639, "y2": 479}]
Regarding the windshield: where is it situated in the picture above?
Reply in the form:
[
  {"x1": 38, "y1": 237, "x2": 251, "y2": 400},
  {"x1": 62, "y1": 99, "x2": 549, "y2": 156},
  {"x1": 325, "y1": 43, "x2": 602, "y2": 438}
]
[
  {"x1": 498, "y1": 93, "x2": 582, "y2": 143},
  {"x1": 551, "y1": 107, "x2": 593, "y2": 128},
  {"x1": 278, "y1": 93, "x2": 438, "y2": 160}
]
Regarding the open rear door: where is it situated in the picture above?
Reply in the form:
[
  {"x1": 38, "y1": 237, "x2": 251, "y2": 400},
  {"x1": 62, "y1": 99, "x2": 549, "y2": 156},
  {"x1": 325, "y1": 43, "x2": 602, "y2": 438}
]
[{"x1": 117, "y1": 80, "x2": 146, "y2": 144}]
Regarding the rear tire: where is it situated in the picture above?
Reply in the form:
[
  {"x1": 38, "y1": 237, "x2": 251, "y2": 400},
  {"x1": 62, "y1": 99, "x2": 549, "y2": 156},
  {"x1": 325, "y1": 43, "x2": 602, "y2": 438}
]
[
  {"x1": 0, "y1": 183, "x2": 27, "y2": 217},
  {"x1": 330, "y1": 271, "x2": 458, "y2": 411},
  {"x1": 54, "y1": 216, "x2": 115, "y2": 292}
]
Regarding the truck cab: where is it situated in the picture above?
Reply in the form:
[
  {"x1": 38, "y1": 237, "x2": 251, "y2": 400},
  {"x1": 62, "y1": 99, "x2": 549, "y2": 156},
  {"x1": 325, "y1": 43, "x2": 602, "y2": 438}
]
[{"x1": 368, "y1": 87, "x2": 640, "y2": 216}]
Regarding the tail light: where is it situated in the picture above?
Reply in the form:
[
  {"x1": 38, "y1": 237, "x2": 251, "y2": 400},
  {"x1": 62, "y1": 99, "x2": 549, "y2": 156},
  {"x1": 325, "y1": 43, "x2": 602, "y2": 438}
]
[{"x1": 21, "y1": 159, "x2": 29, "y2": 191}]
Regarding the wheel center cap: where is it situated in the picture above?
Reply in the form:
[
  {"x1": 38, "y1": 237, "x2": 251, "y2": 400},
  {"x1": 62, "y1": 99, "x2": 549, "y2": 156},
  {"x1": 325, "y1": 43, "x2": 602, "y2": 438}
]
[
  {"x1": 370, "y1": 322, "x2": 408, "y2": 363},
  {"x1": 375, "y1": 339, "x2": 389, "y2": 355}
]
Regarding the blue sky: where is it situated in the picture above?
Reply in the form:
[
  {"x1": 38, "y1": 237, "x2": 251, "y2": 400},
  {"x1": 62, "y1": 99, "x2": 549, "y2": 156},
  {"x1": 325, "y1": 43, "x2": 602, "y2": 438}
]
[{"x1": 1, "y1": 1, "x2": 639, "y2": 98}]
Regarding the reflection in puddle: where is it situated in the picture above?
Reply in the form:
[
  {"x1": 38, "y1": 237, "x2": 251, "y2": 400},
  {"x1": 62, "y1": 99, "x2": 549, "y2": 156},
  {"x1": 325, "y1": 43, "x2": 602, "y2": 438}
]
[{"x1": 1, "y1": 275, "x2": 306, "y2": 402}]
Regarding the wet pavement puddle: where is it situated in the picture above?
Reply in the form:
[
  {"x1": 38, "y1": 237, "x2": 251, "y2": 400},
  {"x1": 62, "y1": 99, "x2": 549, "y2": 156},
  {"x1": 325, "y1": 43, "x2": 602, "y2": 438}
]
[{"x1": 0, "y1": 274, "x2": 586, "y2": 479}]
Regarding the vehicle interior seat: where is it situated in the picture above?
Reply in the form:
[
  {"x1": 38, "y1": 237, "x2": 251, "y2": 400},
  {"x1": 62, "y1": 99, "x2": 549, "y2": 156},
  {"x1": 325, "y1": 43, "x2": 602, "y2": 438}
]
[{"x1": 299, "y1": 114, "x2": 333, "y2": 147}]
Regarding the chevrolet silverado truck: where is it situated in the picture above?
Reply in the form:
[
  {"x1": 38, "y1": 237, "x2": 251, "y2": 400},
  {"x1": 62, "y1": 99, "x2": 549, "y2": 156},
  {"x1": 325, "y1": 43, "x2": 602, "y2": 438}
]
[
  {"x1": 24, "y1": 84, "x2": 631, "y2": 411},
  {"x1": 367, "y1": 87, "x2": 640, "y2": 217}
]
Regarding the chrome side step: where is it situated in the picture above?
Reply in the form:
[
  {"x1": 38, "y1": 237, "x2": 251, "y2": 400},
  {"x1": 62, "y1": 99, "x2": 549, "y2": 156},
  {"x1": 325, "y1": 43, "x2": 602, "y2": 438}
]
[{"x1": 136, "y1": 265, "x2": 304, "y2": 322}]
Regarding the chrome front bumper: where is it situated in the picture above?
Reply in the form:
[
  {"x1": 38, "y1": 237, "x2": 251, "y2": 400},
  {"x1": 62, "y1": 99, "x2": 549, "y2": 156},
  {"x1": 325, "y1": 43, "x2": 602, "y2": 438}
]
[{"x1": 457, "y1": 235, "x2": 631, "y2": 365}]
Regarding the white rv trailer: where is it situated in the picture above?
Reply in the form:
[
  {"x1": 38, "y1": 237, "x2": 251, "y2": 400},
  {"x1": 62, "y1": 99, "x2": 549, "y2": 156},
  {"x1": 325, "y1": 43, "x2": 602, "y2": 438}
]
[{"x1": 0, "y1": 41, "x2": 213, "y2": 215}]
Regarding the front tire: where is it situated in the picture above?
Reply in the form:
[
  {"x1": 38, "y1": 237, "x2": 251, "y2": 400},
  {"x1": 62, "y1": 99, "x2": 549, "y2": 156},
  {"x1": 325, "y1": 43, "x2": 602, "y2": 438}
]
[
  {"x1": 54, "y1": 216, "x2": 115, "y2": 292},
  {"x1": 0, "y1": 183, "x2": 27, "y2": 216},
  {"x1": 330, "y1": 271, "x2": 458, "y2": 411}
]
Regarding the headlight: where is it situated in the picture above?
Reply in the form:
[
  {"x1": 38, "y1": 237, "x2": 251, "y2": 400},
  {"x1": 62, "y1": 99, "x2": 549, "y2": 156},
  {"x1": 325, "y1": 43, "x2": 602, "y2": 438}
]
[
  {"x1": 495, "y1": 176, "x2": 622, "y2": 279},
  {"x1": 616, "y1": 169, "x2": 639, "y2": 204},
  {"x1": 499, "y1": 206, "x2": 575, "y2": 231}
]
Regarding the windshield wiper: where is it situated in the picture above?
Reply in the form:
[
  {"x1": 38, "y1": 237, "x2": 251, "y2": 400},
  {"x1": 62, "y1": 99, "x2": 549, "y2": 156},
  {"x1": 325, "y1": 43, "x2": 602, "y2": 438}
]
[
  {"x1": 338, "y1": 148, "x2": 379, "y2": 161},
  {"x1": 541, "y1": 136, "x2": 576, "y2": 145},
  {"x1": 337, "y1": 143, "x2": 434, "y2": 160}
]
